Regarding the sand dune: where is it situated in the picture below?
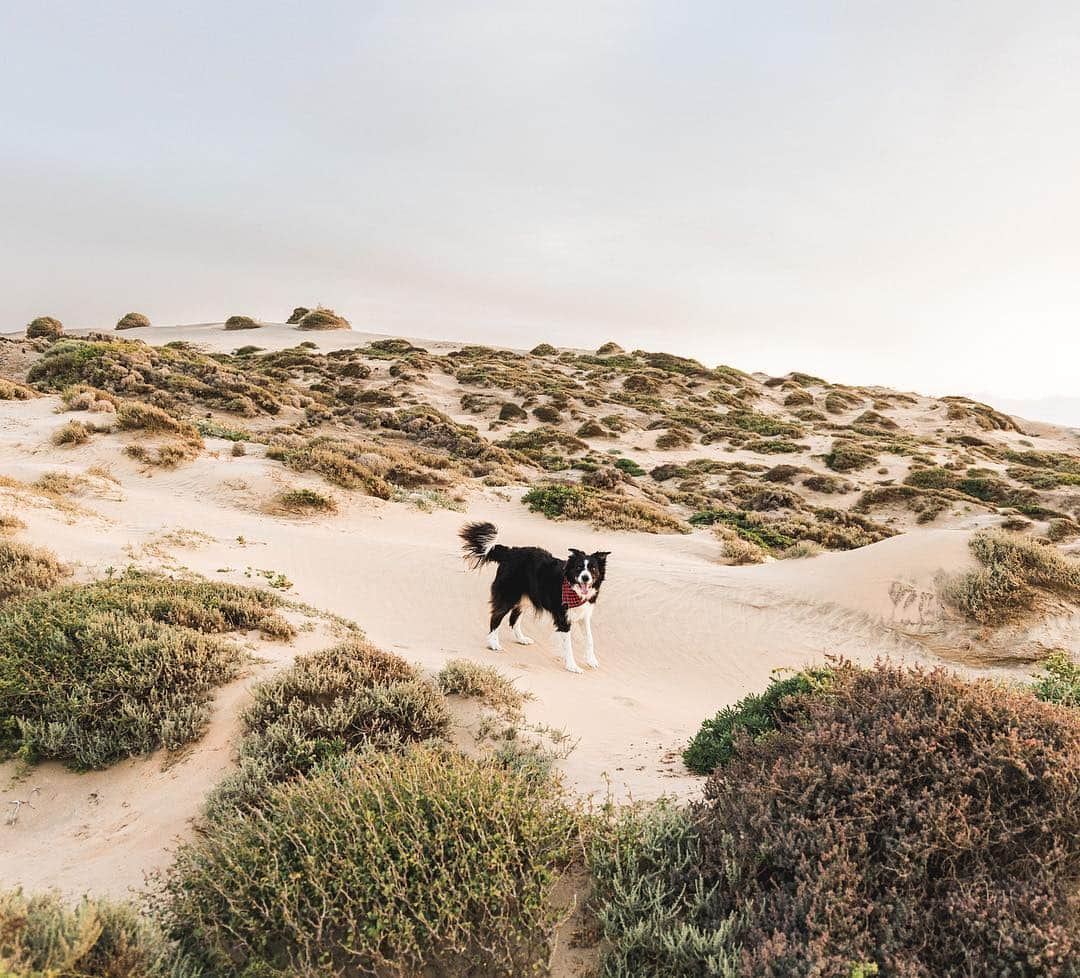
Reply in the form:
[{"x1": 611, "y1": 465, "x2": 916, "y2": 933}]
[{"x1": 0, "y1": 322, "x2": 1074, "y2": 903}]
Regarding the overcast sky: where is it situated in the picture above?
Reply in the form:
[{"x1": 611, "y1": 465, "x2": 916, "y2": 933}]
[{"x1": 2, "y1": 2, "x2": 1078, "y2": 419}]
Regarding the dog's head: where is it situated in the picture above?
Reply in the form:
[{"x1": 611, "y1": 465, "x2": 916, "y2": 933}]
[{"x1": 565, "y1": 548, "x2": 610, "y2": 601}]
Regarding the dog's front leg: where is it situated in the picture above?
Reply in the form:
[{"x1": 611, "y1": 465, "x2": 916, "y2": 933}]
[
  {"x1": 553, "y1": 611, "x2": 582, "y2": 673},
  {"x1": 582, "y1": 604, "x2": 598, "y2": 669}
]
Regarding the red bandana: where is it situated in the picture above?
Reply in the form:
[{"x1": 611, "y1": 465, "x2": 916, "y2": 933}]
[{"x1": 562, "y1": 579, "x2": 592, "y2": 608}]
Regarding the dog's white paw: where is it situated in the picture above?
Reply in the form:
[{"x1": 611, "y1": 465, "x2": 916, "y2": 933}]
[
  {"x1": 486, "y1": 636, "x2": 504, "y2": 652},
  {"x1": 585, "y1": 656, "x2": 599, "y2": 669},
  {"x1": 565, "y1": 662, "x2": 584, "y2": 674},
  {"x1": 514, "y1": 635, "x2": 534, "y2": 646}
]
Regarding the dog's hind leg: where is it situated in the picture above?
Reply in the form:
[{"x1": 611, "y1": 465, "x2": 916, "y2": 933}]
[
  {"x1": 509, "y1": 606, "x2": 533, "y2": 645},
  {"x1": 487, "y1": 593, "x2": 515, "y2": 652}
]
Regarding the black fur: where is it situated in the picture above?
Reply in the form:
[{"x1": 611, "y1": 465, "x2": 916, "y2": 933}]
[{"x1": 460, "y1": 521, "x2": 609, "y2": 635}]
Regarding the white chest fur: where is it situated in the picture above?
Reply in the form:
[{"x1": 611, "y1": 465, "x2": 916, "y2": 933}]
[{"x1": 566, "y1": 601, "x2": 593, "y2": 624}]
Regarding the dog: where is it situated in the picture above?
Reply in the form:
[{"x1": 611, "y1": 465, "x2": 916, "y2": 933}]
[{"x1": 460, "y1": 521, "x2": 609, "y2": 674}]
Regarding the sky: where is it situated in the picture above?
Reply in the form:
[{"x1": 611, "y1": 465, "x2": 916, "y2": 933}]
[{"x1": 2, "y1": 2, "x2": 1079, "y2": 423}]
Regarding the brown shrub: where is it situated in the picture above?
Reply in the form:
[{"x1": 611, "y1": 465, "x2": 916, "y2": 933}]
[
  {"x1": 0, "y1": 379, "x2": 37, "y2": 401},
  {"x1": 0, "y1": 540, "x2": 68, "y2": 601},
  {"x1": 695, "y1": 663, "x2": 1080, "y2": 977},
  {"x1": 297, "y1": 307, "x2": 350, "y2": 330},
  {"x1": 286, "y1": 306, "x2": 310, "y2": 324},
  {"x1": 224, "y1": 315, "x2": 260, "y2": 331},
  {"x1": 115, "y1": 312, "x2": 150, "y2": 330},
  {"x1": 26, "y1": 316, "x2": 63, "y2": 340}
]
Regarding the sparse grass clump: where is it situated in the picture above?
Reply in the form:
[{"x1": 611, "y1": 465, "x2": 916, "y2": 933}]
[
  {"x1": 297, "y1": 306, "x2": 350, "y2": 330},
  {"x1": 51, "y1": 419, "x2": 91, "y2": 445},
  {"x1": 715, "y1": 528, "x2": 766, "y2": 565},
  {"x1": 523, "y1": 484, "x2": 689, "y2": 534},
  {"x1": 116, "y1": 311, "x2": 151, "y2": 330},
  {"x1": 117, "y1": 400, "x2": 203, "y2": 467},
  {"x1": 437, "y1": 658, "x2": 530, "y2": 717},
  {"x1": 0, "y1": 513, "x2": 26, "y2": 533},
  {"x1": 26, "y1": 316, "x2": 63, "y2": 340},
  {"x1": 206, "y1": 639, "x2": 449, "y2": 816},
  {"x1": 0, "y1": 888, "x2": 195, "y2": 978},
  {"x1": 273, "y1": 488, "x2": 337, "y2": 514},
  {"x1": 163, "y1": 746, "x2": 576, "y2": 978},
  {"x1": 224, "y1": 315, "x2": 260, "y2": 331},
  {"x1": 0, "y1": 570, "x2": 289, "y2": 768},
  {"x1": 946, "y1": 529, "x2": 1080, "y2": 623},
  {"x1": 0, "y1": 378, "x2": 36, "y2": 400},
  {"x1": 0, "y1": 539, "x2": 68, "y2": 602}
]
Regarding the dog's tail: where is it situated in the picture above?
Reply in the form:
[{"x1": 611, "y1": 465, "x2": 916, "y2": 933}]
[{"x1": 460, "y1": 521, "x2": 509, "y2": 569}]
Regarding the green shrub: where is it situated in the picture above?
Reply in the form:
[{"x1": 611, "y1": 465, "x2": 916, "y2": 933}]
[
  {"x1": 945, "y1": 530, "x2": 1080, "y2": 623},
  {"x1": 207, "y1": 639, "x2": 449, "y2": 816},
  {"x1": 587, "y1": 801, "x2": 740, "y2": 978},
  {"x1": 224, "y1": 315, "x2": 260, "y2": 331},
  {"x1": 613, "y1": 456, "x2": 646, "y2": 477},
  {"x1": 530, "y1": 343, "x2": 557, "y2": 356},
  {"x1": 1032, "y1": 651, "x2": 1080, "y2": 708},
  {"x1": 116, "y1": 311, "x2": 151, "y2": 330},
  {"x1": 163, "y1": 746, "x2": 576, "y2": 978},
  {"x1": 523, "y1": 484, "x2": 688, "y2": 534},
  {"x1": 26, "y1": 316, "x2": 63, "y2": 340},
  {"x1": 824, "y1": 438, "x2": 877, "y2": 472},
  {"x1": 437, "y1": 658, "x2": 530, "y2": 717},
  {"x1": 0, "y1": 570, "x2": 289, "y2": 768},
  {"x1": 693, "y1": 663, "x2": 1080, "y2": 976},
  {"x1": 683, "y1": 669, "x2": 827, "y2": 774},
  {"x1": 0, "y1": 888, "x2": 196, "y2": 977},
  {"x1": 596, "y1": 341, "x2": 624, "y2": 355},
  {"x1": 743, "y1": 438, "x2": 805, "y2": 454},
  {"x1": 782, "y1": 389, "x2": 813, "y2": 407},
  {"x1": 0, "y1": 540, "x2": 68, "y2": 602}
]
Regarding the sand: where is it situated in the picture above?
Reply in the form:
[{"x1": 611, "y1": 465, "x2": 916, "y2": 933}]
[{"x1": 0, "y1": 322, "x2": 1071, "y2": 904}]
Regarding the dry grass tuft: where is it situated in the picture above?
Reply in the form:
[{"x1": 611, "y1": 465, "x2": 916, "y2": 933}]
[
  {"x1": 50, "y1": 419, "x2": 92, "y2": 446},
  {"x1": 272, "y1": 488, "x2": 338, "y2": 515},
  {"x1": 0, "y1": 378, "x2": 37, "y2": 400},
  {"x1": 0, "y1": 539, "x2": 68, "y2": 602},
  {"x1": 437, "y1": 658, "x2": 532, "y2": 717},
  {"x1": 945, "y1": 529, "x2": 1080, "y2": 623}
]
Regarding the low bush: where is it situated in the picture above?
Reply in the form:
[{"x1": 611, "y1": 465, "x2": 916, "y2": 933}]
[
  {"x1": 824, "y1": 438, "x2": 877, "y2": 472},
  {"x1": 683, "y1": 669, "x2": 827, "y2": 774},
  {"x1": 499, "y1": 400, "x2": 527, "y2": 421},
  {"x1": 163, "y1": 746, "x2": 576, "y2": 978},
  {"x1": 780, "y1": 539, "x2": 823, "y2": 559},
  {"x1": 0, "y1": 888, "x2": 195, "y2": 977},
  {"x1": 224, "y1": 315, "x2": 260, "y2": 331},
  {"x1": 437, "y1": 657, "x2": 530, "y2": 717},
  {"x1": 945, "y1": 529, "x2": 1080, "y2": 623},
  {"x1": 0, "y1": 570, "x2": 289, "y2": 768},
  {"x1": 0, "y1": 539, "x2": 68, "y2": 602},
  {"x1": 286, "y1": 306, "x2": 310, "y2": 324},
  {"x1": 717, "y1": 529, "x2": 766, "y2": 565},
  {"x1": 0, "y1": 513, "x2": 26, "y2": 533},
  {"x1": 207, "y1": 639, "x2": 449, "y2": 816},
  {"x1": 297, "y1": 306, "x2": 350, "y2": 330},
  {"x1": 26, "y1": 316, "x2": 63, "y2": 340},
  {"x1": 116, "y1": 311, "x2": 151, "y2": 330},
  {"x1": 763, "y1": 463, "x2": 800, "y2": 483},
  {"x1": 596, "y1": 341, "x2": 624, "y2": 355},
  {"x1": 693, "y1": 663, "x2": 1080, "y2": 976},
  {"x1": 530, "y1": 342, "x2": 557, "y2": 356},
  {"x1": 655, "y1": 426, "x2": 693, "y2": 450},
  {"x1": 532, "y1": 404, "x2": 562, "y2": 423},
  {"x1": 613, "y1": 456, "x2": 646, "y2": 477},
  {"x1": 523, "y1": 484, "x2": 689, "y2": 534}
]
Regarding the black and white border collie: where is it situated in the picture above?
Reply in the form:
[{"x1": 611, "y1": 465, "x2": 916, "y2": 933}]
[{"x1": 460, "y1": 521, "x2": 609, "y2": 674}]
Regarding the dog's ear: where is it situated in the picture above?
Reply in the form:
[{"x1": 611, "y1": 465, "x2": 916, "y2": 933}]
[
  {"x1": 568, "y1": 547, "x2": 585, "y2": 557},
  {"x1": 592, "y1": 551, "x2": 611, "y2": 566}
]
